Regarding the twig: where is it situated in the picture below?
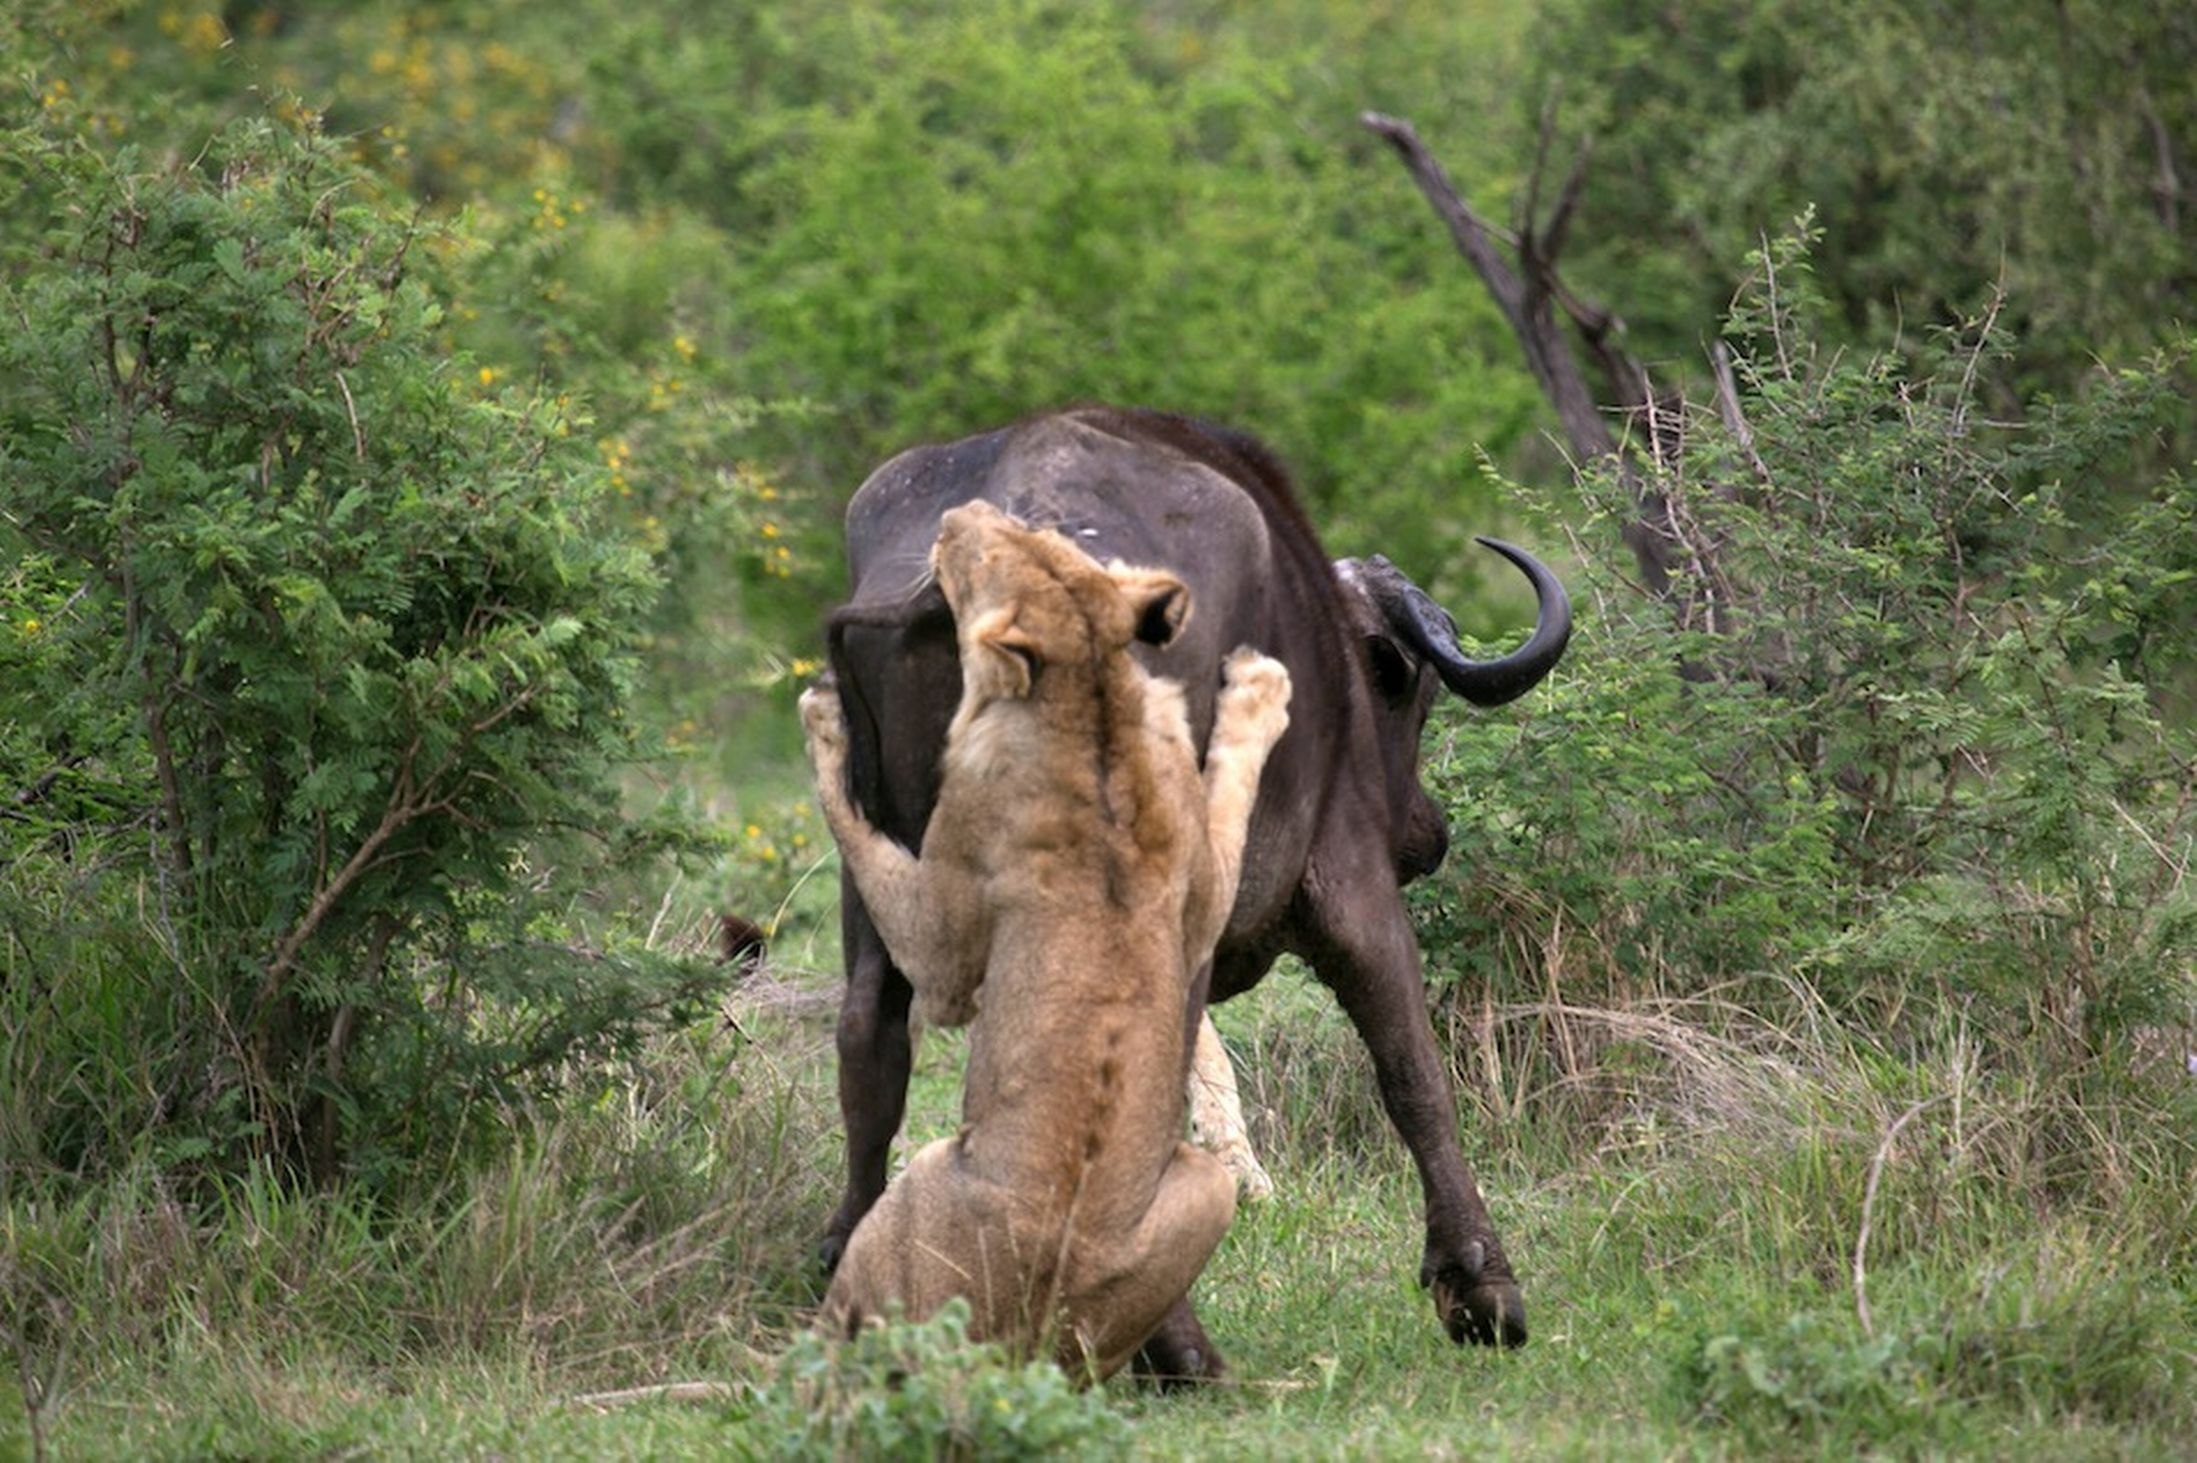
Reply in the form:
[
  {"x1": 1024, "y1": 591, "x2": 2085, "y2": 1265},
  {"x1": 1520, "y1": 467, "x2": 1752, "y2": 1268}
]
[
  {"x1": 565, "y1": 1380, "x2": 740, "y2": 1410},
  {"x1": 2135, "y1": 85, "x2": 2182, "y2": 234},
  {"x1": 1949, "y1": 281, "x2": 2006, "y2": 440},
  {"x1": 335, "y1": 369, "x2": 366, "y2": 460},
  {"x1": 645, "y1": 871, "x2": 681, "y2": 950},
  {"x1": 10, "y1": 1300, "x2": 62, "y2": 1463},
  {"x1": 2109, "y1": 796, "x2": 2189, "y2": 894},
  {"x1": 1853, "y1": 1095, "x2": 1945, "y2": 1338},
  {"x1": 1709, "y1": 341, "x2": 1771, "y2": 492}
]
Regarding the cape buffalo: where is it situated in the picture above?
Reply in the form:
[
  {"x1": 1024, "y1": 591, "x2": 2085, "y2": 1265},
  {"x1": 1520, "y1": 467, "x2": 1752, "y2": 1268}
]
[{"x1": 817, "y1": 406, "x2": 1569, "y2": 1369}]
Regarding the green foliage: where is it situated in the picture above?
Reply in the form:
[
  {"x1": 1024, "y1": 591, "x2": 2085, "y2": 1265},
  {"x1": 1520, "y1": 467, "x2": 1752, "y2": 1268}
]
[
  {"x1": 1676, "y1": 1280, "x2": 2191, "y2": 1451},
  {"x1": 0, "y1": 110, "x2": 715, "y2": 1186},
  {"x1": 708, "y1": 0, "x2": 1548, "y2": 566},
  {"x1": 734, "y1": 1301, "x2": 1126, "y2": 1461},
  {"x1": 46, "y1": 0, "x2": 1559, "y2": 591},
  {"x1": 1422, "y1": 225, "x2": 2195, "y2": 1084},
  {"x1": 1678, "y1": 1312, "x2": 1931, "y2": 1445},
  {"x1": 1525, "y1": 0, "x2": 2196, "y2": 414},
  {"x1": 437, "y1": 163, "x2": 825, "y2": 755}
]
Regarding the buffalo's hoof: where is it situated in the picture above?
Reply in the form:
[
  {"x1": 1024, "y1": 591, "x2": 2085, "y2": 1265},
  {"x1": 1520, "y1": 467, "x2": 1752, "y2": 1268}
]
[
  {"x1": 1132, "y1": 1304, "x2": 1227, "y2": 1390},
  {"x1": 1431, "y1": 1267, "x2": 1527, "y2": 1349},
  {"x1": 817, "y1": 1227, "x2": 850, "y2": 1277}
]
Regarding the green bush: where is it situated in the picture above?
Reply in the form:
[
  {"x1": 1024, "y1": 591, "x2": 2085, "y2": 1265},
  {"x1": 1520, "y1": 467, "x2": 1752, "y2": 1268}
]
[
  {"x1": 1523, "y1": 0, "x2": 2196, "y2": 417},
  {"x1": 1419, "y1": 225, "x2": 2196, "y2": 1084},
  {"x1": 734, "y1": 1302, "x2": 1126, "y2": 1462},
  {"x1": 72, "y1": 0, "x2": 1555, "y2": 589},
  {"x1": 0, "y1": 110, "x2": 716, "y2": 1188},
  {"x1": 1673, "y1": 1280, "x2": 2190, "y2": 1452}
]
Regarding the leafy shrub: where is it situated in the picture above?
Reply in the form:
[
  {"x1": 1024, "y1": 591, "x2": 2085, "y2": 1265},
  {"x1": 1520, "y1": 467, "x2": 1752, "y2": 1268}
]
[
  {"x1": 734, "y1": 1302, "x2": 1126, "y2": 1461},
  {"x1": 1673, "y1": 1280, "x2": 2192, "y2": 1451},
  {"x1": 708, "y1": 0, "x2": 1547, "y2": 567},
  {"x1": 0, "y1": 110, "x2": 716, "y2": 1188},
  {"x1": 1677, "y1": 1311, "x2": 1929, "y2": 1443},
  {"x1": 1419, "y1": 226, "x2": 2196, "y2": 1100},
  {"x1": 1523, "y1": 0, "x2": 2196, "y2": 418}
]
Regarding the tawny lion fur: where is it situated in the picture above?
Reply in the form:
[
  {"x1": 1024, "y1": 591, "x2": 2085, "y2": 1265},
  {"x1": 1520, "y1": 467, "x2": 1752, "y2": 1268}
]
[{"x1": 799, "y1": 500, "x2": 1291, "y2": 1379}]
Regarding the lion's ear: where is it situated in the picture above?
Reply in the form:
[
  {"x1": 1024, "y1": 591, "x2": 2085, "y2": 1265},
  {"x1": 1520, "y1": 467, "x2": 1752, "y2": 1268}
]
[
  {"x1": 967, "y1": 606, "x2": 1040, "y2": 699},
  {"x1": 1110, "y1": 566, "x2": 1191, "y2": 649}
]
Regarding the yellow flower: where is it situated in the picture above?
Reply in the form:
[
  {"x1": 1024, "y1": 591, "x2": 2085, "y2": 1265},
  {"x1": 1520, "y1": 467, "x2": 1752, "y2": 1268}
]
[
  {"x1": 760, "y1": 522, "x2": 779, "y2": 538},
  {"x1": 744, "y1": 824, "x2": 762, "y2": 840},
  {"x1": 477, "y1": 366, "x2": 497, "y2": 386},
  {"x1": 183, "y1": 11, "x2": 227, "y2": 55},
  {"x1": 22, "y1": 618, "x2": 41, "y2": 635}
]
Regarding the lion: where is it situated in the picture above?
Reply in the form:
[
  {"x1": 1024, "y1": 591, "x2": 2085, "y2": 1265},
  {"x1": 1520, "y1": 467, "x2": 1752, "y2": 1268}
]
[{"x1": 799, "y1": 499, "x2": 1292, "y2": 1380}]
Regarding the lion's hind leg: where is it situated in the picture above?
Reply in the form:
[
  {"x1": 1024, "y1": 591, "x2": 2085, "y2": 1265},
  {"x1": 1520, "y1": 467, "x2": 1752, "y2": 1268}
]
[
  {"x1": 1060, "y1": 1141, "x2": 1237, "y2": 1381},
  {"x1": 823, "y1": 1136, "x2": 1032, "y2": 1345}
]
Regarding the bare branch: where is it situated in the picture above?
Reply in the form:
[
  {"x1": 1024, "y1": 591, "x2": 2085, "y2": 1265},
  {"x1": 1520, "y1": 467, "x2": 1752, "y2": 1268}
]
[
  {"x1": 1541, "y1": 139, "x2": 1593, "y2": 267},
  {"x1": 1521, "y1": 89, "x2": 1560, "y2": 248},
  {"x1": 1361, "y1": 107, "x2": 1772, "y2": 669},
  {"x1": 2135, "y1": 85, "x2": 2183, "y2": 235},
  {"x1": 335, "y1": 369, "x2": 366, "y2": 460},
  {"x1": 1361, "y1": 111, "x2": 1528, "y2": 325},
  {"x1": 1710, "y1": 341, "x2": 1771, "y2": 492},
  {"x1": 1360, "y1": 111, "x2": 1629, "y2": 477}
]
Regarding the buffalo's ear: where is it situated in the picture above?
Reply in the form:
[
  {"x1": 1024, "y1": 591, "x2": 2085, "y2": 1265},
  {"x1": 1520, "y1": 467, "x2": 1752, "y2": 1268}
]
[
  {"x1": 1365, "y1": 634, "x2": 1417, "y2": 705},
  {"x1": 966, "y1": 605, "x2": 1040, "y2": 699},
  {"x1": 1109, "y1": 566, "x2": 1191, "y2": 648}
]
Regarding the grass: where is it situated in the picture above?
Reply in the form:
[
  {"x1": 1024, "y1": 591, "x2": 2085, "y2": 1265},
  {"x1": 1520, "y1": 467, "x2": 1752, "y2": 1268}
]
[{"x1": 6, "y1": 941, "x2": 2194, "y2": 1459}]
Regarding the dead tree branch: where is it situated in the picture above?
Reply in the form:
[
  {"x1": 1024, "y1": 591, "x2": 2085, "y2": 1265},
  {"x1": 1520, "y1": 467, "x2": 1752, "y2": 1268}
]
[{"x1": 1360, "y1": 110, "x2": 1686, "y2": 598}]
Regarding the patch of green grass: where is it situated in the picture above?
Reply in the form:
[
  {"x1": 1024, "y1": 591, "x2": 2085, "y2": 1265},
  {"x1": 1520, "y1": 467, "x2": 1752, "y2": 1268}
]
[{"x1": 9, "y1": 964, "x2": 2194, "y2": 1459}]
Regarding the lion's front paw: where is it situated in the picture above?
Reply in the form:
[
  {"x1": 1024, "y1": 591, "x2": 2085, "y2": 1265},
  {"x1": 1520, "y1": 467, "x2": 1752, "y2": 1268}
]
[
  {"x1": 799, "y1": 682, "x2": 848, "y2": 765},
  {"x1": 1218, "y1": 648, "x2": 1292, "y2": 743}
]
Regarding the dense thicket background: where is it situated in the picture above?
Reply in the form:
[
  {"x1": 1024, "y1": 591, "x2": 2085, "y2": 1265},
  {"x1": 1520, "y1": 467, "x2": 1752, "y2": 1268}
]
[{"x1": 3, "y1": 1, "x2": 2193, "y2": 1455}]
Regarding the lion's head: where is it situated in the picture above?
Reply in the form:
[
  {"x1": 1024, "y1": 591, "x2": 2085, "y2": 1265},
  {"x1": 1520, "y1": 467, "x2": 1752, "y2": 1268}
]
[{"x1": 932, "y1": 501, "x2": 1189, "y2": 705}]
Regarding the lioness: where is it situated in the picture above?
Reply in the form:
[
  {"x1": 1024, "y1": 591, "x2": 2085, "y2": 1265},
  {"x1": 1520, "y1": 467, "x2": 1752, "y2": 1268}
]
[{"x1": 799, "y1": 500, "x2": 1291, "y2": 1379}]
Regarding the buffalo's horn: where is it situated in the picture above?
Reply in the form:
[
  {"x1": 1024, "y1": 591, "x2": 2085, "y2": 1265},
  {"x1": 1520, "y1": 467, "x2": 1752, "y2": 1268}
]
[{"x1": 1361, "y1": 539, "x2": 1571, "y2": 707}]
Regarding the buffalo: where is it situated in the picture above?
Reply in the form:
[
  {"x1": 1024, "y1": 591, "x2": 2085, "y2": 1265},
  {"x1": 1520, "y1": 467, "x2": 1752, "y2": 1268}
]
[{"x1": 816, "y1": 406, "x2": 1569, "y2": 1371}]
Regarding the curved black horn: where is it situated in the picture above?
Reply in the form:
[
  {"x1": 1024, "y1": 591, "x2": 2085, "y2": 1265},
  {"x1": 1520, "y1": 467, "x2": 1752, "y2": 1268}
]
[{"x1": 1362, "y1": 539, "x2": 1571, "y2": 707}]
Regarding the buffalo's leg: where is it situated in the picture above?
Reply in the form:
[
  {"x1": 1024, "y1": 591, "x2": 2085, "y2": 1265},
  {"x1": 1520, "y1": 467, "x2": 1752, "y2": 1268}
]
[
  {"x1": 1131, "y1": 1295, "x2": 1225, "y2": 1390},
  {"x1": 1307, "y1": 876, "x2": 1526, "y2": 1348},
  {"x1": 821, "y1": 884, "x2": 914, "y2": 1273}
]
